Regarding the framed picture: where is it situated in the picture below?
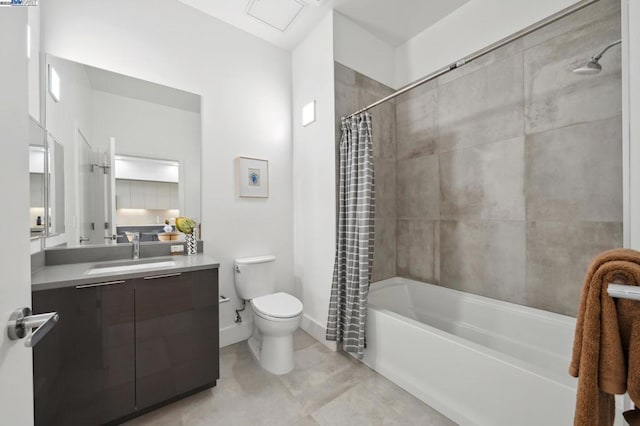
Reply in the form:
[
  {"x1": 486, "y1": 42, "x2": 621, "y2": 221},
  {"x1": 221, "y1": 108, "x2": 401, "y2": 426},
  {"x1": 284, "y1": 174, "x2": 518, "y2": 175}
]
[{"x1": 235, "y1": 156, "x2": 269, "y2": 198}]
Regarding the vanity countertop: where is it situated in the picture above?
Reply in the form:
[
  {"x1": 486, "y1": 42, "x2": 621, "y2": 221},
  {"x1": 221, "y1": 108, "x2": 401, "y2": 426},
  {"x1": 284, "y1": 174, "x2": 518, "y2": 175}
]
[{"x1": 32, "y1": 254, "x2": 220, "y2": 291}]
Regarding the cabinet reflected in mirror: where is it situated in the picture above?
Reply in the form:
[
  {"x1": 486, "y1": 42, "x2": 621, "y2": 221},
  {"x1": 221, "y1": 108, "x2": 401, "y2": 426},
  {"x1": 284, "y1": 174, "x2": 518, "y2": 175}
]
[{"x1": 43, "y1": 55, "x2": 201, "y2": 247}]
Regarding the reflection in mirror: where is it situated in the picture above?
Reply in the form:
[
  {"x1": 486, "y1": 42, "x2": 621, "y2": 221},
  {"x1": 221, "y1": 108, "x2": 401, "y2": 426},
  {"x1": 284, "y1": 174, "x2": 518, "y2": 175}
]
[
  {"x1": 115, "y1": 155, "x2": 180, "y2": 243},
  {"x1": 43, "y1": 55, "x2": 201, "y2": 247},
  {"x1": 29, "y1": 117, "x2": 46, "y2": 239}
]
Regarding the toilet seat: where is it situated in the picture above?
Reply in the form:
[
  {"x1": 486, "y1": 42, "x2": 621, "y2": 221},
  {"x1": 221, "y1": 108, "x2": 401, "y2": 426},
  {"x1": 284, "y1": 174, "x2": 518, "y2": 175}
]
[{"x1": 252, "y1": 292, "x2": 303, "y2": 319}]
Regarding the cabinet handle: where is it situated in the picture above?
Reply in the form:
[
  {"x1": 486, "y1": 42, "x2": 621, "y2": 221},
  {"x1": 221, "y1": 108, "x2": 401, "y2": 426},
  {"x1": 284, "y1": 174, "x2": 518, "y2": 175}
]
[
  {"x1": 143, "y1": 273, "x2": 182, "y2": 280},
  {"x1": 76, "y1": 280, "x2": 126, "y2": 289}
]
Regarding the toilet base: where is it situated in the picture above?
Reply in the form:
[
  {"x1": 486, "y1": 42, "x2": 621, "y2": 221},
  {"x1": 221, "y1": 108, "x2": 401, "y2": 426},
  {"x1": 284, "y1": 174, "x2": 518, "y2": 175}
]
[
  {"x1": 261, "y1": 334, "x2": 294, "y2": 375},
  {"x1": 247, "y1": 334, "x2": 294, "y2": 375},
  {"x1": 247, "y1": 336, "x2": 261, "y2": 363}
]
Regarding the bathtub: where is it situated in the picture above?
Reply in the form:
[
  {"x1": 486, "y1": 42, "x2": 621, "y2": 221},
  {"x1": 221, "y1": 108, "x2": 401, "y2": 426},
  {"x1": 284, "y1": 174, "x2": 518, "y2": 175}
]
[{"x1": 362, "y1": 277, "x2": 625, "y2": 425}]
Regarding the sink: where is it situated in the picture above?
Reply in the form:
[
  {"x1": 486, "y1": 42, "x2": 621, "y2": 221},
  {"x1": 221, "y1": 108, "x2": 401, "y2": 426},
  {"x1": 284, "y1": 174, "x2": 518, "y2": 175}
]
[{"x1": 86, "y1": 258, "x2": 176, "y2": 275}]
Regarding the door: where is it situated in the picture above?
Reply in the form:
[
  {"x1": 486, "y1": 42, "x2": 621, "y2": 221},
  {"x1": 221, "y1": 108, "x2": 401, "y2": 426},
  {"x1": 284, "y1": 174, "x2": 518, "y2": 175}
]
[{"x1": 0, "y1": 7, "x2": 36, "y2": 425}]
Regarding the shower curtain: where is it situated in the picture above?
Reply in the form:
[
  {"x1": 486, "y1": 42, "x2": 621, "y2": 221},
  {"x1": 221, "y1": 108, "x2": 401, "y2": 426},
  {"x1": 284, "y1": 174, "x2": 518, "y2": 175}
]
[{"x1": 326, "y1": 112, "x2": 376, "y2": 359}]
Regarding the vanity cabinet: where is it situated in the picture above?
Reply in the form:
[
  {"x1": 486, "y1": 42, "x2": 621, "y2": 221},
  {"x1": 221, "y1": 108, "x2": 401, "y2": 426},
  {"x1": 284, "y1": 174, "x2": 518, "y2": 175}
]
[
  {"x1": 32, "y1": 267, "x2": 219, "y2": 426},
  {"x1": 32, "y1": 280, "x2": 135, "y2": 426}
]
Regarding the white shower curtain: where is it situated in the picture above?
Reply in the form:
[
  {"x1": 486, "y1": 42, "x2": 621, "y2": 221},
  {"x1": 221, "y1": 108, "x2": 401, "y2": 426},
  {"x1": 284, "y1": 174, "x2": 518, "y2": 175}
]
[{"x1": 326, "y1": 112, "x2": 376, "y2": 359}]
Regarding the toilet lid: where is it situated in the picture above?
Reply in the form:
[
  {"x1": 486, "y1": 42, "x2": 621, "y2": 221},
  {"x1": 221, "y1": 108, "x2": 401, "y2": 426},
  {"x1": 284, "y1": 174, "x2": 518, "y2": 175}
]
[{"x1": 252, "y1": 292, "x2": 303, "y2": 319}]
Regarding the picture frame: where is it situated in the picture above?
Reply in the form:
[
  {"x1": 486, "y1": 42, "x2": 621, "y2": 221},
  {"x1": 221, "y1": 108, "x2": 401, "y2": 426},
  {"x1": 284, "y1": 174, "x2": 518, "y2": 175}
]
[{"x1": 235, "y1": 156, "x2": 269, "y2": 198}]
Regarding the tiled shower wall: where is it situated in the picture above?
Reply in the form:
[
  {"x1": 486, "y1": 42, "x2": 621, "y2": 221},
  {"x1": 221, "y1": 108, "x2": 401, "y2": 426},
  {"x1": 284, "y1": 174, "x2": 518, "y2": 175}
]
[
  {"x1": 334, "y1": 63, "x2": 397, "y2": 283},
  {"x1": 334, "y1": 0, "x2": 623, "y2": 316}
]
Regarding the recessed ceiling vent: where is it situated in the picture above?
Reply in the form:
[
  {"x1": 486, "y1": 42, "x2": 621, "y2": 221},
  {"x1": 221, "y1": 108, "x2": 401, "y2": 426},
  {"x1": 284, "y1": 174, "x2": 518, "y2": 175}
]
[{"x1": 246, "y1": 0, "x2": 306, "y2": 32}]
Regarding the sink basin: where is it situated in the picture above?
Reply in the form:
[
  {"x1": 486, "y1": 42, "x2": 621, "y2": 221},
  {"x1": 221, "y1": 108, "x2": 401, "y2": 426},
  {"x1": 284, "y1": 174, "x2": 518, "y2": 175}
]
[{"x1": 86, "y1": 259, "x2": 176, "y2": 275}]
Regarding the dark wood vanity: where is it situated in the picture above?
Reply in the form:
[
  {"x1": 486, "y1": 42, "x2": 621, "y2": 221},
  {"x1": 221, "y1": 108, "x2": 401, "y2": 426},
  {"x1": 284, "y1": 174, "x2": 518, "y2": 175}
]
[{"x1": 32, "y1": 266, "x2": 219, "y2": 425}]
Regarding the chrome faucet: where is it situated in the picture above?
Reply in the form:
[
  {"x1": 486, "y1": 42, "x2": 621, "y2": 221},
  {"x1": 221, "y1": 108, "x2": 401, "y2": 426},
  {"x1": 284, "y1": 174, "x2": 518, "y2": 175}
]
[{"x1": 132, "y1": 232, "x2": 140, "y2": 260}]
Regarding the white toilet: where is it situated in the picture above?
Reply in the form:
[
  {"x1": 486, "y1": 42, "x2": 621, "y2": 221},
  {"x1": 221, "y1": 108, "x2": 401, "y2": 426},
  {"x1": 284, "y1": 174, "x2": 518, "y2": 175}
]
[{"x1": 234, "y1": 255, "x2": 303, "y2": 375}]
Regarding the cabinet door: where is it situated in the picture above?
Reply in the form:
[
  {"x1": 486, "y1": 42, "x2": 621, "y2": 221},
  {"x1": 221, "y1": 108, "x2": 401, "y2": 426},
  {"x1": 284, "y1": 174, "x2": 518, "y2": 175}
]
[
  {"x1": 130, "y1": 181, "x2": 146, "y2": 209},
  {"x1": 170, "y1": 183, "x2": 179, "y2": 210},
  {"x1": 116, "y1": 179, "x2": 131, "y2": 209},
  {"x1": 143, "y1": 181, "x2": 158, "y2": 209},
  {"x1": 134, "y1": 269, "x2": 219, "y2": 410},
  {"x1": 157, "y1": 182, "x2": 171, "y2": 209},
  {"x1": 33, "y1": 281, "x2": 135, "y2": 426}
]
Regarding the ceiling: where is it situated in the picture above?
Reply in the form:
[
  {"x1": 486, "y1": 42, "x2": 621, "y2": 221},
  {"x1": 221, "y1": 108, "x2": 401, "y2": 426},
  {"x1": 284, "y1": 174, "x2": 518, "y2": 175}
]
[{"x1": 176, "y1": 0, "x2": 471, "y2": 50}]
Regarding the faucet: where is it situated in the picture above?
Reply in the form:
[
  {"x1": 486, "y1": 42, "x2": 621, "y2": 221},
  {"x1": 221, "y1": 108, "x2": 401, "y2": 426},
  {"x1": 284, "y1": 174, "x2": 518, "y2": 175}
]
[{"x1": 132, "y1": 232, "x2": 140, "y2": 260}]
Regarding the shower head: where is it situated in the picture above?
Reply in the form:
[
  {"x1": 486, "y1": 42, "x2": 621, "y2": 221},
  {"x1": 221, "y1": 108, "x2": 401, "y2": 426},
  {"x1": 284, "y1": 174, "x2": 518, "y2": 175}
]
[
  {"x1": 573, "y1": 59, "x2": 602, "y2": 75},
  {"x1": 573, "y1": 39, "x2": 621, "y2": 75}
]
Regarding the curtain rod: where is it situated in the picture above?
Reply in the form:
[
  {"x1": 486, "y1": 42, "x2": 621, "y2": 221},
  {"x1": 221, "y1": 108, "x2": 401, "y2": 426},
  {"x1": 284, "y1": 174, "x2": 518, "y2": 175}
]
[{"x1": 343, "y1": 0, "x2": 600, "y2": 120}]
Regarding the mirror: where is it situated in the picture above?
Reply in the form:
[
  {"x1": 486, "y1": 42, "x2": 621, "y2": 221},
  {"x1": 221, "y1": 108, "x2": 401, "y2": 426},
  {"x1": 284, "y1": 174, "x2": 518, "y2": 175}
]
[
  {"x1": 29, "y1": 117, "x2": 46, "y2": 239},
  {"x1": 43, "y1": 54, "x2": 201, "y2": 247}
]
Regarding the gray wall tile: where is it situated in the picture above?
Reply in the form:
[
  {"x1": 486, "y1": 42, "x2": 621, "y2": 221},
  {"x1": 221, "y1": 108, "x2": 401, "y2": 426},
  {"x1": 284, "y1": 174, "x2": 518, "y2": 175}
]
[
  {"x1": 440, "y1": 220, "x2": 526, "y2": 305},
  {"x1": 372, "y1": 101, "x2": 397, "y2": 160},
  {"x1": 396, "y1": 82, "x2": 438, "y2": 159},
  {"x1": 439, "y1": 146, "x2": 483, "y2": 220},
  {"x1": 524, "y1": 12, "x2": 621, "y2": 135},
  {"x1": 440, "y1": 137, "x2": 525, "y2": 221},
  {"x1": 397, "y1": 220, "x2": 437, "y2": 283},
  {"x1": 374, "y1": 158, "x2": 396, "y2": 219},
  {"x1": 522, "y1": 0, "x2": 620, "y2": 50},
  {"x1": 397, "y1": 154, "x2": 439, "y2": 220},
  {"x1": 438, "y1": 39, "x2": 524, "y2": 86},
  {"x1": 372, "y1": 218, "x2": 396, "y2": 283},
  {"x1": 482, "y1": 137, "x2": 525, "y2": 221},
  {"x1": 525, "y1": 116, "x2": 622, "y2": 222},
  {"x1": 438, "y1": 53, "x2": 524, "y2": 152},
  {"x1": 526, "y1": 221, "x2": 623, "y2": 316}
]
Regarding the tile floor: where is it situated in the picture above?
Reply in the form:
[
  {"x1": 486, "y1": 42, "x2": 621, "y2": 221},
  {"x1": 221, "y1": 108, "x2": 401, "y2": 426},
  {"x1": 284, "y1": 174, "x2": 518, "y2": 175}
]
[{"x1": 125, "y1": 330, "x2": 455, "y2": 426}]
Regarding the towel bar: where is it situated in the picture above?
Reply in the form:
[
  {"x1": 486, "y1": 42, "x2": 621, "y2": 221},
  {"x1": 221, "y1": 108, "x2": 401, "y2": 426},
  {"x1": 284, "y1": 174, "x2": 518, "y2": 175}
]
[{"x1": 608, "y1": 283, "x2": 640, "y2": 301}]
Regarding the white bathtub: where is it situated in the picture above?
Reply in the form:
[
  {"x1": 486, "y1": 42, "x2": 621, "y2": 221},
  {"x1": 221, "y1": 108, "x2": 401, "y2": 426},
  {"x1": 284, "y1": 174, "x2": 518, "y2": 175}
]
[{"x1": 362, "y1": 277, "x2": 603, "y2": 425}]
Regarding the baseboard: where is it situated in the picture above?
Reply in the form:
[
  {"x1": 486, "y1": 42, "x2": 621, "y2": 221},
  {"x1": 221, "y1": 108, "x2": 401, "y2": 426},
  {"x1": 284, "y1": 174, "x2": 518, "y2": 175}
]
[
  {"x1": 301, "y1": 314, "x2": 337, "y2": 351},
  {"x1": 219, "y1": 321, "x2": 252, "y2": 348}
]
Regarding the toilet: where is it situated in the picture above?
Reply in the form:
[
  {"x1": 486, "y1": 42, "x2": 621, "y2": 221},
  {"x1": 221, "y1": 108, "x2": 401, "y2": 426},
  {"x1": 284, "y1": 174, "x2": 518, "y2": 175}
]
[{"x1": 234, "y1": 255, "x2": 303, "y2": 375}]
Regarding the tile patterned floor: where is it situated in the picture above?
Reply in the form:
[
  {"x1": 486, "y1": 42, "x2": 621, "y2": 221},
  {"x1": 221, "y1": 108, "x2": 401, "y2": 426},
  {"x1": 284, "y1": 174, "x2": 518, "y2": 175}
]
[{"x1": 125, "y1": 330, "x2": 455, "y2": 426}]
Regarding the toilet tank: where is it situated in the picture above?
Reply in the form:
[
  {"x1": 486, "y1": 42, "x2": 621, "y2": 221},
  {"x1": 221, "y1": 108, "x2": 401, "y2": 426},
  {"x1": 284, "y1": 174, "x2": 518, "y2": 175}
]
[{"x1": 234, "y1": 255, "x2": 276, "y2": 300}]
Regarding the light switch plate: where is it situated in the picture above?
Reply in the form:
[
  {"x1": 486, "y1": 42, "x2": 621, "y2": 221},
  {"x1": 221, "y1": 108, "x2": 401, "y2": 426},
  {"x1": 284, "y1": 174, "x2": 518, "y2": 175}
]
[{"x1": 171, "y1": 245, "x2": 184, "y2": 254}]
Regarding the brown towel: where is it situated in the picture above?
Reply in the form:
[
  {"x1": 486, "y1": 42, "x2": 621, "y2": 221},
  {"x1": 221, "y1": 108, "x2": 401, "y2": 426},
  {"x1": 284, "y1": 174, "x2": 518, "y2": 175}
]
[{"x1": 570, "y1": 248, "x2": 640, "y2": 425}]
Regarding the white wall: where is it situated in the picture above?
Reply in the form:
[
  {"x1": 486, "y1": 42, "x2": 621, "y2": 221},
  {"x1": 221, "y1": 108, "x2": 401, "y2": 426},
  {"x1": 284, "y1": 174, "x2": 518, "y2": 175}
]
[
  {"x1": 92, "y1": 90, "x2": 200, "y2": 218},
  {"x1": 41, "y1": 0, "x2": 293, "y2": 346},
  {"x1": 45, "y1": 55, "x2": 93, "y2": 247},
  {"x1": 292, "y1": 11, "x2": 337, "y2": 349},
  {"x1": 333, "y1": 12, "x2": 395, "y2": 89},
  {"x1": 395, "y1": 0, "x2": 584, "y2": 87}
]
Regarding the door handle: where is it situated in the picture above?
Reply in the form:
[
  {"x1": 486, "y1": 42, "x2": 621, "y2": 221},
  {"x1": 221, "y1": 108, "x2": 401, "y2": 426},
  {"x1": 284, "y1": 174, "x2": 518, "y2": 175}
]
[{"x1": 7, "y1": 307, "x2": 59, "y2": 348}]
